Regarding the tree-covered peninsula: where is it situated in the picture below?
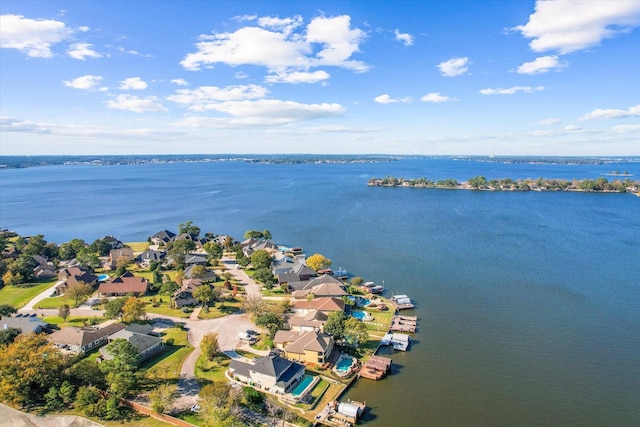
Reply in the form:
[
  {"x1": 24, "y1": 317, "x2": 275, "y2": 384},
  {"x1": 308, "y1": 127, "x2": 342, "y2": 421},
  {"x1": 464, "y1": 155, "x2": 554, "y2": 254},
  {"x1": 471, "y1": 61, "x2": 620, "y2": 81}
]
[{"x1": 368, "y1": 176, "x2": 640, "y2": 193}]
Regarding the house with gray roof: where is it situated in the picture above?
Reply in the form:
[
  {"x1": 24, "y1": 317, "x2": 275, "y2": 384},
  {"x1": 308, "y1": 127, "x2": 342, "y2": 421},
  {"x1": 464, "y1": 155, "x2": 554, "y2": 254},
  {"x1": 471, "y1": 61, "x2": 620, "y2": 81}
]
[
  {"x1": 228, "y1": 354, "x2": 305, "y2": 395},
  {"x1": 1, "y1": 315, "x2": 47, "y2": 334},
  {"x1": 48, "y1": 323, "x2": 126, "y2": 354},
  {"x1": 150, "y1": 230, "x2": 176, "y2": 246},
  {"x1": 100, "y1": 324, "x2": 163, "y2": 362},
  {"x1": 138, "y1": 249, "x2": 166, "y2": 266}
]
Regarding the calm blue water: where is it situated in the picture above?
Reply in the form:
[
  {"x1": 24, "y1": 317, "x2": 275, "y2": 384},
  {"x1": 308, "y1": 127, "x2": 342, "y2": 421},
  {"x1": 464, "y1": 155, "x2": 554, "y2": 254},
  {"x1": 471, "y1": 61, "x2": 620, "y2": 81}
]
[
  {"x1": 1, "y1": 158, "x2": 639, "y2": 426},
  {"x1": 292, "y1": 375, "x2": 314, "y2": 397}
]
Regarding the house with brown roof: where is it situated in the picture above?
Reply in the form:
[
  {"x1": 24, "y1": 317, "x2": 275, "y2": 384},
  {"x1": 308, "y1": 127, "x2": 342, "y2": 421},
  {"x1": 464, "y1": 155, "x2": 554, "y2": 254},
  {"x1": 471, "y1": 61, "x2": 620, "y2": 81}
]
[
  {"x1": 291, "y1": 297, "x2": 345, "y2": 315},
  {"x1": 286, "y1": 309, "x2": 329, "y2": 333},
  {"x1": 103, "y1": 247, "x2": 135, "y2": 270},
  {"x1": 48, "y1": 323, "x2": 126, "y2": 354},
  {"x1": 97, "y1": 272, "x2": 149, "y2": 297},
  {"x1": 273, "y1": 330, "x2": 334, "y2": 365},
  {"x1": 55, "y1": 267, "x2": 98, "y2": 295}
]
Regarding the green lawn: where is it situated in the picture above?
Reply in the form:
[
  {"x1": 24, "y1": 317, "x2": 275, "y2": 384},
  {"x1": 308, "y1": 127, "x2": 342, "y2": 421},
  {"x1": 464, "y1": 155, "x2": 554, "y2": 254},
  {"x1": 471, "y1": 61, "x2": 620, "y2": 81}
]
[
  {"x1": 0, "y1": 279, "x2": 58, "y2": 308},
  {"x1": 139, "y1": 327, "x2": 193, "y2": 382},
  {"x1": 194, "y1": 352, "x2": 231, "y2": 383},
  {"x1": 35, "y1": 294, "x2": 77, "y2": 309},
  {"x1": 124, "y1": 241, "x2": 149, "y2": 253},
  {"x1": 44, "y1": 315, "x2": 105, "y2": 328},
  {"x1": 197, "y1": 302, "x2": 242, "y2": 319},
  {"x1": 141, "y1": 296, "x2": 192, "y2": 318}
]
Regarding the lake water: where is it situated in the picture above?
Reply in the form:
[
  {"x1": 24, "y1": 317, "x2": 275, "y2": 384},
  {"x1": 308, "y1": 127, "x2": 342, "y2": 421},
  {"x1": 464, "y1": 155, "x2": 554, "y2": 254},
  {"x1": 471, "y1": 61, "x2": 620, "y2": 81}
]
[{"x1": 1, "y1": 157, "x2": 639, "y2": 426}]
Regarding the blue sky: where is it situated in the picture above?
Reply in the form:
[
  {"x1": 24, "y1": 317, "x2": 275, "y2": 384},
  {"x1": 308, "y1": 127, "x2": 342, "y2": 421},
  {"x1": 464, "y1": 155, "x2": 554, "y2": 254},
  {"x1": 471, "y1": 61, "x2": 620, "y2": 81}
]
[{"x1": 1, "y1": 0, "x2": 639, "y2": 155}]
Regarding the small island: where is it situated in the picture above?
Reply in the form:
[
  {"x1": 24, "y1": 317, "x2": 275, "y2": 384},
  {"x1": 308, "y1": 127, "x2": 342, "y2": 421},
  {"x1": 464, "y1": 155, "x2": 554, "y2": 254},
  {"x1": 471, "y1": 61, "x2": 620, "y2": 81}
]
[{"x1": 368, "y1": 175, "x2": 640, "y2": 194}]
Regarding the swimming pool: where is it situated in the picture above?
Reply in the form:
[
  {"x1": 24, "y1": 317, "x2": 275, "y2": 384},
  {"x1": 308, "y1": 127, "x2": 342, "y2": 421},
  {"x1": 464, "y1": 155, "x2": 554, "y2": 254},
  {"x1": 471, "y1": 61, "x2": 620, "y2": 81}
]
[
  {"x1": 335, "y1": 355, "x2": 354, "y2": 374},
  {"x1": 291, "y1": 375, "x2": 314, "y2": 397},
  {"x1": 358, "y1": 297, "x2": 371, "y2": 306},
  {"x1": 352, "y1": 311, "x2": 366, "y2": 321},
  {"x1": 97, "y1": 274, "x2": 109, "y2": 282}
]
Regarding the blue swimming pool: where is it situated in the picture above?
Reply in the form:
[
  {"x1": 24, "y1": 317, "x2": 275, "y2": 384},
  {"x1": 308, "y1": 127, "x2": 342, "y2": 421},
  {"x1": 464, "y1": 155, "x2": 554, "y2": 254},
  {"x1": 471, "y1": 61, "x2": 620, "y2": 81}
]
[
  {"x1": 291, "y1": 375, "x2": 314, "y2": 397},
  {"x1": 336, "y1": 356, "x2": 354, "y2": 373},
  {"x1": 358, "y1": 297, "x2": 371, "y2": 306},
  {"x1": 352, "y1": 311, "x2": 366, "y2": 320},
  {"x1": 97, "y1": 274, "x2": 109, "y2": 282}
]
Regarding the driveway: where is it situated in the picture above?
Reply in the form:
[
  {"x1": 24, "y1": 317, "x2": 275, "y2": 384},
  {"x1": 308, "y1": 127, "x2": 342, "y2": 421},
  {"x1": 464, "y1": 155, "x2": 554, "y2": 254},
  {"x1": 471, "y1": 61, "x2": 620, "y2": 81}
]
[{"x1": 20, "y1": 281, "x2": 63, "y2": 310}]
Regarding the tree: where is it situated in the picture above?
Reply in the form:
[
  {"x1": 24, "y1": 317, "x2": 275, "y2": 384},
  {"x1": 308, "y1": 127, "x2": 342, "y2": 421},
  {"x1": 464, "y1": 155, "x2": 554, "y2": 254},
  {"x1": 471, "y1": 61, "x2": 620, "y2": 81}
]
[
  {"x1": 75, "y1": 386, "x2": 101, "y2": 416},
  {"x1": 306, "y1": 253, "x2": 332, "y2": 271},
  {"x1": 253, "y1": 267, "x2": 275, "y2": 287},
  {"x1": 251, "y1": 249, "x2": 272, "y2": 270},
  {"x1": 242, "y1": 295, "x2": 266, "y2": 316},
  {"x1": 149, "y1": 382, "x2": 177, "y2": 413},
  {"x1": 200, "y1": 332, "x2": 220, "y2": 362},
  {"x1": 178, "y1": 221, "x2": 201, "y2": 237},
  {"x1": 223, "y1": 236, "x2": 233, "y2": 249},
  {"x1": 76, "y1": 248, "x2": 100, "y2": 271},
  {"x1": 343, "y1": 317, "x2": 369, "y2": 348},
  {"x1": 0, "y1": 333, "x2": 65, "y2": 406},
  {"x1": 191, "y1": 265, "x2": 208, "y2": 279},
  {"x1": 100, "y1": 338, "x2": 139, "y2": 397},
  {"x1": 159, "y1": 280, "x2": 179, "y2": 296},
  {"x1": 261, "y1": 229, "x2": 272, "y2": 240},
  {"x1": 255, "y1": 312, "x2": 283, "y2": 338},
  {"x1": 59, "y1": 304, "x2": 71, "y2": 321},
  {"x1": 324, "y1": 312, "x2": 345, "y2": 340},
  {"x1": 198, "y1": 381, "x2": 241, "y2": 427},
  {"x1": 244, "y1": 230, "x2": 263, "y2": 239},
  {"x1": 0, "y1": 304, "x2": 17, "y2": 316},
  {"x1": 2, "y1": 270, "x2": 25, "y2": 286},
  {"x1": 167, "y1": 239, "x2": 195, "y2": 270},
  {"x1": 114, "y1": 257, "x2": 128, "y2": 276},
  {"x1": 90, "y1": 239, "x2": 113, "y2": 256},
  {"x1": 22, "y1": 234, "x2": 47, "y2": 256},
  {"x1": 69, "y1": 358, "x2": 106, "y2": 388},
  {"x1": 104, "y1": 297, "x2": 127, "y2": 319},
  {"x1": 122, "y1": 297, "x2": 146, "y2": 323},
  {"x1": 66, "y1": 281, "x2": 93, "y2": 307},
  {"x1": 193, "y1": 283, "x2": 214, "y2": 308},
  {"x1": 203, "y1": 241, "x2": 223, "y2": 264},
  {"x1": 351, "y1": 277, "x2": 364, "y2": 287},
  {"x1": 0, "y1": 327, "x2": 21, "y2": 346}
]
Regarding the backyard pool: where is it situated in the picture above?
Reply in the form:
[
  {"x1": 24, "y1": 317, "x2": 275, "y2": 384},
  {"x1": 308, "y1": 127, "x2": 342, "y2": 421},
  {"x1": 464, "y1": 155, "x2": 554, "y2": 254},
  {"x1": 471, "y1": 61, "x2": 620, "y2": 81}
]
[
  {"x1": 334, "y1": 354, "x2": 356, "y2": 376},
  {"x1": 291, "y1": 375, "x2": 315, "y2": 397},
  {"x1": 352, "y1": 311, "x2": 366, "y2": 320},
  {"x1": 97, "y1": 274, "x2": 109, "y2": 282}
]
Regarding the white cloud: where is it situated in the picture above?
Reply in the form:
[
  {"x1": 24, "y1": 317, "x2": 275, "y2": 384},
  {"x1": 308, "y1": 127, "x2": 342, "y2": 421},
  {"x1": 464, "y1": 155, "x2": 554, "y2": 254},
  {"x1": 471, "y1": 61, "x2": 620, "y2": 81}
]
[
  {"x1": 612, "y1": 124, "x2": 640, "y2": 133},
  {"x1": 374, "y1": 94, "x2": 411, "y2": 104},
  {"x1": 180, "y1": 14, "x2": 369, "y2": 77},
  {"x1": 0, "y1": 14, "x2": 71, "y2": 58},
  {"x1": 517, "y1": 55, "x2": 566, "y2": 74},
  {"x1": 63, "y1": 75, "x2": 105, "y2": 90},
  {"x1": 538, "y1": 118, "x2": 561, "y2": 125},
  {"x1": 564, "y1": 124, "x2": 582, "y2": 131},
  {"x1": 0, "y1": 117, "x2": 51, "y2": 133},
  {"x1": 265, "y1": 70, "x2": 330, "y2": 84},
  {"x1": 167, "y1": 84, "x2": 267, "y2": 111},
  {"x1": 480, "y1": 86, "x2": 545, "y2": 95},
  {"x1": 119, "y1": 77, "x2": 148, "y2": 90},
  {"x1": 514, "y1": 0, "x2": 640, "y2": 54},
  {"x1": 106, "y1": 94, "x2": 167, "y2": 113},
  {"x1": 394, "y1": 29, "x2": 414, "y2": 46},
  {"x1": 421, "y1": 92, "x2": 451, "y2": 103},
  {"x1": 437, "y1": 57, "x2": 469, "y2": 77},
  {"x1": 171, "y1": 78, "x2": 188, "y2": 86},
  {"x1": 174, "y1": 99, "x2": 345, "y2": 127},
  {"x1": 578, "y1": 104, "x2": 640, "y2": 121},
  {"x1": 67, "y1": 42, "x2": 101, "y2": 60}
]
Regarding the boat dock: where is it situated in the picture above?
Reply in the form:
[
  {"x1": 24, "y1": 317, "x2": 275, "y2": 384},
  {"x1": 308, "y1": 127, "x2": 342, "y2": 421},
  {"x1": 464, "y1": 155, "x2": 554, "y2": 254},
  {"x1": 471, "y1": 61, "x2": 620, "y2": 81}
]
[
  {"x1": 359, "y1": 355, "x2": 393, "y2": 380},
  {"x1": 391, "y1": 294, "x2": 415, "y2": 310},
  {"x1": 381, "y1": 332, "x2": 411, "y2": 351},
  {"x1": 314, "y1": 399, "x2": 366, "y2": 426},
  {"x1": 390, "y1": 315, "x2": 417, "y2": 332}
]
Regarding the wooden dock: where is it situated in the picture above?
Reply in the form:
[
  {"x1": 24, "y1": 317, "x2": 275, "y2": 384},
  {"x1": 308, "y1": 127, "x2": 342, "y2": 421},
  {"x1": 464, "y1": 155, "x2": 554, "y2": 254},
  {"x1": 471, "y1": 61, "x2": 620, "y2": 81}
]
[
  {"x1": 359, "y1": 355, "x2": 392, "y2": 380},
  {"x1": 390, "y1": 315, "x2": 417, "y2": 332}
]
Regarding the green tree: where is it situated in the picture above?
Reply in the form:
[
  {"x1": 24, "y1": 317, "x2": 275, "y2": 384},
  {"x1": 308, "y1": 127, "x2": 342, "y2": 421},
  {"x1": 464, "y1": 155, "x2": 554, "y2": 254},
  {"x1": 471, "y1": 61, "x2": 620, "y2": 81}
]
[
  {"x1": 178, "y1": 221, "x2": 201, "y2": 237},
  {"x1": 0, "y1": 327, "x2": 21, "y2": 346},
  {"x1": 75, "y1": 386, "x2": 101, "y2": 416},
  {"x1": 468, "y1": 175, "x2": 488, "y2": 189},
  {"x1": 324, "y1": 312, "x2": 345, "y2": 340},
  {"x1": 343, "y1": 317, "x2": 369, "y2": 348},
  {"x1": 261, "y1": 229, "x2": 272, "y2": 240},
  {"x1": 193, "y1": 283, "x2": 214, "y2": 308},
  {"x1": 0, "y1": 304, "x2": 17, "y2": 316},
  {"x1": 167, "y1": 239, "x2": 196, "y2": 270},
  {"x1": 351, "y1": 277, "x2": 364, "y2": 287},
  {"x1": 22, "y1": 234, "x2": 47, "y2": 256},
  {"x1": 250, "y1": 249, "x2": 272, "y2": 270},
  {"x1": 191, "y1": 264, "x2": 208, "y2": 279},
  {"x1": 203, "y1": 241, "x2": 223, "y2": 264},
  {"x1": 255, "y1": 312, "x2": 282, "y2": 338},
  {"x1": 149, "y1": 382, "x2": 177, "y2": 414},
  {"x1": 244, "y1": 230, "x2": 263, "y2": 239},
  {"x1": 200, "y1": 332, "x2": 220, "y2": 362},
  {"x1": 76, "y1": 248, "x2": 100, "y2": 271},
  {"x1": 198, "y1": 381, "x2": 241, "y2": 427},
  {"x1": 122, "y1": 297, "x2": 146, "y2": 323},
  {"x1": 69, "y1": 359, "x2": 106, "y2": 388},
  {"x1": 306, "y1": 253, "x2": 332, "y2": 271},
  {"x1": 104, "y1": 297, "x2": 127, "y2": 319},
  {"x1": 159, "y1": 280, "x2": 179, "y2": 296},
  {"x1": 45, "y1": 385, "x2": 63, "y2": 411},
  {"x1": 66, "y1": 281, "x2": 93, "y2": 307},
  {"x1": 59, "y1": 303, "x2": 71, "y2": 321},
  {"x1": 89, "y1": 239, "x2": 112, "y2": 256},
  {"x1": 99, "y1": 338, "x2": 139, "y2": 397},
  {"x1": 253, "y1": 267, "x2": 275, "y2": 287}
]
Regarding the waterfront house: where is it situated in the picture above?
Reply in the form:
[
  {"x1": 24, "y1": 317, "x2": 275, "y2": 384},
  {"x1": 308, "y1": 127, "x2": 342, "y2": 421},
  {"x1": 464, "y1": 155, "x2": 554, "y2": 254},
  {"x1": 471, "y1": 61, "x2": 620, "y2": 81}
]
[
  {"x1": 56, "y1": 267, "x2": 98, "y2": 295},
  {"x1": 228, "y1": 354, "x2": 305, "y2": 394},
  {"x1": 241, "y1": 238, "x2": 278, "y2": 258},
  {"x1": 286, "y1": 309, "x2": 329, "y2": 332},
  {"x1": 150, "y1": 230, "x2": 176, "y2": 246},
  {"x1": 184, "y1": 264, "x2": 217, "y2": 281},
  {"x1": 102, "y1": 235, "x2": 124, "y2": 249},
  {"x1": 48, "y1": 323, "x2": 126, "y2": 354},
  {"x1": 97, "y1": 272, "x2": 149, "y2": 297},
  {"x1": 287, "y1": 273, "x2": 345, "y2": 293},
  {"x1": 273, "y1": 330, "x2": 334, "y2": 365},
  {"x1": 291, "y1": 297, "x2": 345, "y2": 315},
  {"x1": 103, "y1": 247, "x2": 135, "y2": 270},
  {"x1": 137, "y1": 249, "x2": 166, "y2": 267}
]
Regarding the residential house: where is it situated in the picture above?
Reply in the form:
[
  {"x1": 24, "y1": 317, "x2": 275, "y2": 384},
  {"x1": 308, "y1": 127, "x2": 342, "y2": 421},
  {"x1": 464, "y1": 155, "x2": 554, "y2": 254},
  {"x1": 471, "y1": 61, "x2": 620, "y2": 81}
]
[
  {"x1": 273, "y1": 330, "x2": 334, "y2": 365},
  {"x1": 102, "y1": 235, "x2": 124, "y2": 249},
  {"x1": 185, "y1": 254, "x2": 208, "y2": 266},
  {"x1": 103, "y1": 247, "x2": 135, "y2": 271},
  {"x1": 150, "y1": 230, "x2": 176, "y2": 246},
  {"x1": 56, "y1": 267, "x2": 98, "y2": 295},
  {"x1": 184, "y1": 264, "x2": 216, "y2": 281},
  {"x1": 172, "y1": 280, "x2": 201, "y2": 307},
  {"x1": 48, "y1": 323, "x2": 126, "y2": 354},
  {"x1": 286, "y1": 309, "x2": 329, "y2": 333},
  {"x1": 291, "y1": 297, "x2": 345, "y2": 316},
  {"x1": 137, "y1": 249, "x2": 166, "y2": 267},
  {"x1": 32, "y1": 255, "x2": 55, "y2": 279},
  {"x1": 174, "y1": 233, "x2": 205, "y2": 250},
  {"x1": 97, "y1": 272, "x2": 149, "y2": 297},
  {"x1": 100, "y1": 324, "x2": 163, "y2": 362},
  {"x1": 228, "y1": 354, "x2": 305, "y2": 394},
  {"x1": 1, "y1": 315, "x2": 47, "y2": 334},
  {"x1": 241, "y1": 238, "x2": 278, "y2": 258},
  {"x1": 287, "y1": 273, "x2": 344, "y2": 293}
]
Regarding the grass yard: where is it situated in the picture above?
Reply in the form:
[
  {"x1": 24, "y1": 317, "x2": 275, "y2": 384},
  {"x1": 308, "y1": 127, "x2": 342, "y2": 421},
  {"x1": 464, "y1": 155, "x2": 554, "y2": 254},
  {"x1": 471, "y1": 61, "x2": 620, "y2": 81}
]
[
  {"x1": 139, "y1": 327, "x2": 193, "y2": 382},
  {"x1": 35, "y1": 293, "x2": 78, "y2": 309},
  {"x1": 194, "y1": 352, "x2": 231, "y2": 383},
  {"x1": 124, "y1": 241, "x2": 149, "y2": 253},
  {"x1": 0, "y1": 279, "x2": 58, "y2": 308},
  {"x1": 197, "y1": 301, "x2": 242, "y2": 319},
  {"x1": 141, "y1": 296, "x2": 192, "y2": 318},
  {"x1": 44, "y1": 315, "x2": 105, "y2": 329}
]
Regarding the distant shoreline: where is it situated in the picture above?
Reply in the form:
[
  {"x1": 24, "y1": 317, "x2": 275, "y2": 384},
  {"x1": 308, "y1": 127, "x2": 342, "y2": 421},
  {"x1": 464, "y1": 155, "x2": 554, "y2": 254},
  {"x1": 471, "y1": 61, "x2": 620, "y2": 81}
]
[{"x1": 368, "y1": 176, "x2": 640, "y2": 194}]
